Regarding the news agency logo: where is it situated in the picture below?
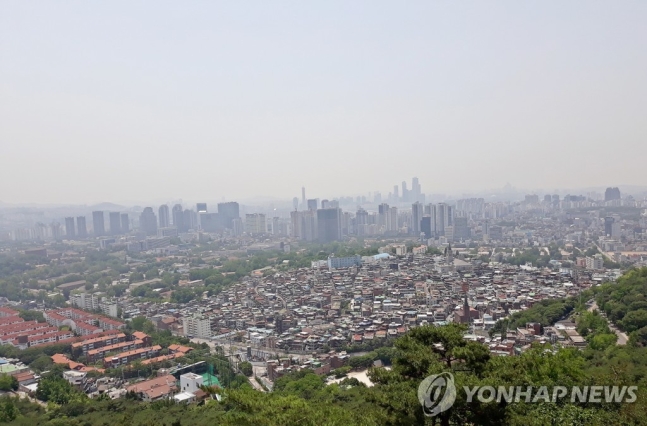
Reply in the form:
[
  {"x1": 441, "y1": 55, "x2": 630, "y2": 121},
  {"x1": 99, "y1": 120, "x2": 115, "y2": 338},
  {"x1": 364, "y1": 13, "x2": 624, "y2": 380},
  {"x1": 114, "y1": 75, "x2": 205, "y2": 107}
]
[
  {"x1": 417, "y1": 372, "x2": 457, "y2": 417},
  {"x1": 418, "y1": 373, "x2": 638, "y2": 417}
]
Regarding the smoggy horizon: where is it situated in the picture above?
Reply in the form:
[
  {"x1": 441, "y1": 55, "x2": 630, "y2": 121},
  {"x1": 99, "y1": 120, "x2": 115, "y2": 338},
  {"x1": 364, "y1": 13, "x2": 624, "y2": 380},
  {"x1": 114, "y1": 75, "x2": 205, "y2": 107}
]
[{"x1": 2, "y1": 2, "x2": 646, "y2": 205}]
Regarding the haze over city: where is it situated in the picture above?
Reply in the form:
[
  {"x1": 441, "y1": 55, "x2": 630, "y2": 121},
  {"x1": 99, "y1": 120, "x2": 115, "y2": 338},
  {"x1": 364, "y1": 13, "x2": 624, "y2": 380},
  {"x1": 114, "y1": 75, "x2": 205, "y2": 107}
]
[
  {"x1": 4, "y1": 3, "x2": 647, "y2": 425},
  {"x1": 2, "y1": 1, "x2": 646, "y2": 205}
]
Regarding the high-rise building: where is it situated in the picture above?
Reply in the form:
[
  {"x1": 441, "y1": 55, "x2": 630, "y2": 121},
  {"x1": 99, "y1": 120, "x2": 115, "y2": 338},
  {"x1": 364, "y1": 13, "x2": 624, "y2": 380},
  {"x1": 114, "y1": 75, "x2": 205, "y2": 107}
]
[
  {"x1": 293, "y1": 197, "x2": 299, "y2": 211},
  {"x1": 434, "y1": 203, "x2": 453, "y2": 237},
  {"x1": 604, "y1": 217, "x2": 615, "y2": 237},
  {"x1": 355, "y1": 208, "x2": 369, "y2": 235},
  {"x1": 245, "y1": 213, "x2": 266, "y2": 235},
  {"x1": 605, "y1": 187, "x2": 621, "y2": 202},
  {"x1": 421, "y1": 216, "x2": 432, "y2": 238},
  {"x1": 120, "y1": 213, "x2": 129, "y2": 233},
  {"x1": 196, "y1": 203, "x2": 207, "y2": 213},
  {"x1": 302, "y1": 187, "x2": 306, "y2": 208},
  {"x1": 92, "y1": 211, "x2": 105, "y2": 236},
  {"x1": 183, "y1": 315, "x2": 212, "y2": 338},
  {"x1": 302, "y1": 210, "x2": 318, "y2": 241},
  {"x1": 200, "y1": 213, "x2": 223, "y2": 232},
  {"x1": 290, "y1": 211, "x2": 303, "y2": 239},
  {"x1": 453, "y1": 217, "x2": 470, "y2": 241},
  {"x1": 184, "y1": 209, "x2": 197, "y2": 231},
  {"x1": 232, "y1": 217, "x2": 244, "y2": 236},
  {"x1": 77, "y1": 216, "x2": 87, "y2": 238},
  {"x1": 109, "y1": 212, "x2": 121, "y2": 235},
  {"x1": 317, "y1": 208, "x2": 342, "y2": 243},
  {"x1": 272, "y1": 217, "x2": 281, "y2": 235},
  {"x1": 217, "y1": 202, "x2": 240, "y2": 229},
  {"x1": 321, "y1": 199, "x2": 330, "y2": 209},
  {"x1": 393, "y1": 185, "x2": 399, "y2": 202},
  {"x1": 65, "y1": 217, "x2": 75, "y2": 239},
  {"x1": 411, "y1": 177, "x2": 421, "y2": 203},
  {"x1": 411, "y1": 202, "x2": 423, "y2": 235},
  {"x1": 158, "y1": 205, "x2": 170, "y2": 228},
  {"x1": 307, "y1": 199, "x2": 318, "y2": 211},
  {"x1": 402, "y1": 181, "x2": 408, "y2": 203},
  {"x1": 378, "y1": 203, "x2": 389, "y2": 231},
  {"x1": 388, "y1": 206, "x2": 398, "y2": 232},
  {"x1": 139, "y1": 207, "x2": 158, "y2": 236},
  {"x1": 172, "y1": 204, "x2": 185, "y2": 232}
]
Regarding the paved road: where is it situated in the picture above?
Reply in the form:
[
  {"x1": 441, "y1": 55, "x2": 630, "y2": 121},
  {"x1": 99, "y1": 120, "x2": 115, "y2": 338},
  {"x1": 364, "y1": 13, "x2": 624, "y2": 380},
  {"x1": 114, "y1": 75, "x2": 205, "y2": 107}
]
[{"x1": 588, "y1": 301, "x2": 628, "y2": 345}]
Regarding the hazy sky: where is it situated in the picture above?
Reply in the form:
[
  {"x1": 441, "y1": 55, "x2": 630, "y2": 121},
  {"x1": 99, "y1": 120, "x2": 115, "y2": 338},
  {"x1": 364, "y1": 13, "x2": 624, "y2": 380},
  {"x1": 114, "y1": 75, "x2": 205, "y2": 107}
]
[{"x1": 1, "y1": 1, "x2": 646, "y2": 205}]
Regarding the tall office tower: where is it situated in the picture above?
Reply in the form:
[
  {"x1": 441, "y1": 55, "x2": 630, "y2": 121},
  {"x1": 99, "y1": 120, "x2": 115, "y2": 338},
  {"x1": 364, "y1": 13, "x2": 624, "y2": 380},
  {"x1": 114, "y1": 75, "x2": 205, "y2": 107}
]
[
  {"x1": 433, "y1": 204, "x2": 444, "y2": 237},
  {"x1": 158, "y1": 205, "x2": 170, "y2": 228},
  {"x1": 402, "y1": 181, "x2": 408, "y2": 203},
  {"x1": 76, "y1": 216, "x2": 87, "y2": 238},
  {"x1": 411, "y1": 202, "x2": 423, "y2": 235},
  {"x1": 290, "y1": 211, "x2": 303, "y2": 238},
  {"x1": 378, "y1": 203, "x2": 390, "y2": 231},
  {"x1": 388, "y1": 206, "x2": 398, "y2": 232},
  {"x1": 341, "y1": 212, "x2": 351, "y2": 236},
  {"x1": 120, "y1": 213, "x2": 129, "y2": 233},
  {"x1": 412, "y1": 177, "x2": 421, "y2": 203},
  {"x1": 302, "y1": 210, "x2": 318, "y2": 241},
  {"x1": 604, "y1": 217, "x2": 615, "y2": 237},
  {"x1": 172, "y1": 204, "x2": 184, "y2": 232},
  {"x1": 196, "y1": 203, "x2": 207, "y2": 230},
  {"x1": 293, "y1": 197, "x2": 299, "y2": 210},
  {"x1": 217, "y1": 202, "x2": 240, "y2": 229},
  {"x1": 92, "y1": 211, "x2": 105, "y2": 236},
  {"x1": 605, "y1": 187, "x2": 621, "y2": 201},
  {"x1": 245, "y1": 213, "x2": 266, "y2": 235},
  {"x1": 307, "y1": 199, "x2": 318, "y2": 211},
  {"x1": 329, "y1": 200, "x2": 339, "y2": 209},
  {"x1": 272, "y1": 217, "x2": 280, "y2": 235},
  {"x1": 317, "y1": 208, "x2": 342, "y2": 243},
  {"x1": 302, "y1": 187, "x2": 306, "y2": 208},
  {"x1": 434, "y1": 203, "x2": 454, "y2": 237},
  {"x1": 393, "y1": 185, "x2": 399, "y2": 202},
  {"x1": 321, "y1": 199, "x2": 330, "y2": 209},
  {"x1": 355, "y1": 208, "x2": 369, "y2": 233},
  {"x1": 139, "y1": 207, "x2": 158, "y2": 236},
  {"x1": 421, "y1": 216, "x2": 432, "y2": 238},
  {"x1": 453, "y1": 217, "x2": 470, "y2": 241},
  {"x1": 65, "y1": 217, "x2": 75, "y2": 239},
  {"x1": 109, "y1": 212, "x2": 121, "y2": 235},
  {"x1": 200, "y1": 213, "x2": 223, "y2": 232},
  {"x1": 184, "y1": 209, "x2": 197, "y2": 231}
]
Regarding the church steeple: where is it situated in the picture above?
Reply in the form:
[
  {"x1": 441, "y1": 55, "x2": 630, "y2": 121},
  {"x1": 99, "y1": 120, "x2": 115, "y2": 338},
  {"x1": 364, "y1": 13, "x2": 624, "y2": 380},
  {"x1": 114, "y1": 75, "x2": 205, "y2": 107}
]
[{"x1": 446, "y1": 243, "x2": 454, "y2": 262}]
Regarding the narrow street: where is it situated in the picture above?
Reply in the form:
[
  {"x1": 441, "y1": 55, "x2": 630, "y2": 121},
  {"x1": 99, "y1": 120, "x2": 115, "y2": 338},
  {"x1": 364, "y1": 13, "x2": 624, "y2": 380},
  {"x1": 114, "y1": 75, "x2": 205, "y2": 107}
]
[{"x1": 588, "y1": 301, "x2": 628, "y2": 345}]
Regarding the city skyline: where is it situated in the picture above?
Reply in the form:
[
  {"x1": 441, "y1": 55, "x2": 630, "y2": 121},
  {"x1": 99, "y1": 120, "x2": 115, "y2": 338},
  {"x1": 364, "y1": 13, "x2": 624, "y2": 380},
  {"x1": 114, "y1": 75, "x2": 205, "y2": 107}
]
[{"x1": 2, "y1": 2, "x2": 647, "y2": 204}]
